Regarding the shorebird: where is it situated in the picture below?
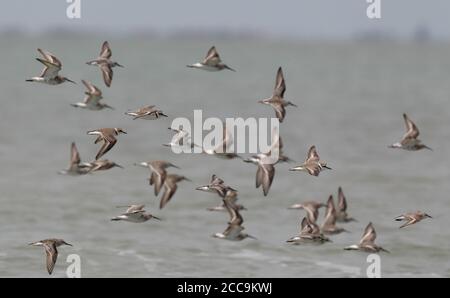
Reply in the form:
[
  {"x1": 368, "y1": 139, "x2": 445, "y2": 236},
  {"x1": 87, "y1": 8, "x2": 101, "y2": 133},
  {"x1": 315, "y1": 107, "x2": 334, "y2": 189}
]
[
  {"x1": 213, "y1": 196, "x2": 255, "y2": 241},
  {"x1": 87, "y1": 128, "x2": 126, "y2": 160},
  {"x1": 135, "y1": 161, "x2": 179, "y2": 195},
  {"x1": 187, "y1": 46, "x2": 235, "y2": 72},
  {"x1": 71, "y1": 80, "x2": 113, "y2": 110},
  {"x1": 321, "y1": 195, "x2": 347, "y2": 235},
  {"x1": 258, "y1": 67, "x2": 297, "y2": 123},
  {"x1": 163, "y1": 127, "x2": 195, "y2": 150},
  {"x1": 29, "y1": 239, "x2": 72, "y2": 275},
  {"x1": 389, "y1": 113, "x2": 432, "y2": 151},
  {"x1": 289, "y1": 145, "x2": 331, "y2": 177},
  {"x1": 243, "y1": 153, "x2": 275, "y2": 196},
  {"x1": 26, "y1": 48, "x2": 75, "y2": 85},
  {"x1": 86, "y1": 41, "x2": 123, "y2": 87},
  {"x1": 59, "y1": 142, "x2": 92, "y2": 175},
  {"x1": 287, "y1": 217, "x2": 330, "y2": 245},
  {"x1": 344, "y1": 223, "x2": 389, "y2": 253},
  {"x1": 125, "y1": 105, "x2": 168, "y2": 120},
  {"x1": 196, "y1": 175, "x2": 245, "y2": 211},
  {"x1": 288, "y1": 201, "x2": 326, "y2": 223},
  {"x1": 196, "y1": 174, "x2": 236, "y2": 198},
  {"x1": 159, "y1": 174, "x2": 190, "y2": 209},
  {"x1": 111, "y1": 205, "x2": 160, "y2": 223},
  {"x1": 202, "y1": 125, "x2": 241, "y2": 159},
  {"x1": 395, "y1": 211, "x2": 432, "y2": 228},
  {"x1": 336, "y1": 187, "x2": 356, "y2": 223},
  {"x1": 87, "y1": 159, "x2": 123, "y2": 173}
]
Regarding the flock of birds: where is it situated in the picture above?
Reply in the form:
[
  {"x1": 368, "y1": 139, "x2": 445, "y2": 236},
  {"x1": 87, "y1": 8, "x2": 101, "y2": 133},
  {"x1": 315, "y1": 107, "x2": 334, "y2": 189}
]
[{"x1": 24, "y1": 42, "x2": 433, "y2": 275}]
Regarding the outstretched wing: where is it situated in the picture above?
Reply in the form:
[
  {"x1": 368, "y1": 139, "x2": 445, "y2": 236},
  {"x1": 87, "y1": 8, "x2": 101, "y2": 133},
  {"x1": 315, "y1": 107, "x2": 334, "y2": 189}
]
[
  {"x1": 202, "y1": 46, "x2": 221, "y2": 66},
  {"x1": 99, "y1": 41, "x2": 112, "y2": 59},
  {"x1": 273, "y1": 67, "x2": 286, "y2": 98},
  {"x1": 100, "y1": 64, "x2": 113, "y2": 87},
  {"x1": 402, "y1": 113, "x2": 420, "y2": 140},
  {"x1": 43, "y1": 243, "x2": 58, "y2": 275}
]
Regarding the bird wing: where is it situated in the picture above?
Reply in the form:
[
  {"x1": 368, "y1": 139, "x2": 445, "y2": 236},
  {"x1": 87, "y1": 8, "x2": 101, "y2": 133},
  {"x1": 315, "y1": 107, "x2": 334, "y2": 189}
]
[
  {"x1": 99, "y1": 41, "x2": 112, "y2": 59},
  {"x1": 43, "y1": 243, "x2": 58, "y2": 275},
  {"x1": 402, "y1": 113, "x2": 420, "y2": 140},
  {"x1": 223, "y1": 224, "x2": 244, "y2": 238},
  {"x1": 95, "y1": 137, "x2": 117, "y2": 160},
  {"x1": 70, "y1": 142, "x2": 81, "y2": 167},
  {"x1": 323, "y1": 196, "x2": 337, "y2": 226},
  {"x1": 125, "y1": 205, "x2": 145, "y2": 213},
  {"x1": 223, "y1": 197, "x2": 243, "y2": 226},
  {"x1": 100, "y1": 64, "x2": 113, "y2": 87},
  {"x1": 271, "y1": 102, "x2": 286, "y2": 123},
  {"x1": 337, "y1": 187, "x2": 347, "y2": 212},
  {"x1": 152, "y1": 167, "x2": 167, "y2": 196},
  {"x1": 360, "y1": 222, "x2": 377, "y2": 245},
  {"x1": 160, "y1": 180, "x2": 178, "y2": 209},
  {"x1": 82, "y1": 80, "x2": 102, "y2": 97},
  {"x1": 202, "y1": 46, "x2": 221, "y2": 66},
  {"x1": 260, "y1": 163, "x2": 275, "y2": 196},
  {"x1": 37, "y1": 59, "x2": 61, "y2": 78},
  {"x1": 305, "y1": 145, "x2": 320, "y2": 163},
  {"x1": 273, "y1": 67, "x2": 286, "y2": 98},
  {"x1": 38, "y1": 48, "x2": 62, "y2": 67}
]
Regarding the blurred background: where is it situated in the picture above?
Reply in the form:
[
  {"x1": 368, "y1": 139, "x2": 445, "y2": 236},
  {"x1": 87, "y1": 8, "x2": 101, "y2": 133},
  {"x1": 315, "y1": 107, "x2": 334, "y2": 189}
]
[{"x1": 0, "y1": 0, "x2": 449, "y2": 277}]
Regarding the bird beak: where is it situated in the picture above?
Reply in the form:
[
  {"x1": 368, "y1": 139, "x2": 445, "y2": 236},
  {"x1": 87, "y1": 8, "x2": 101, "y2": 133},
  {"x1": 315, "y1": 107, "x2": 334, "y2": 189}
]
[
  {"x1": 64, "y1": 242, "x2": 73, "y2": 246},
  {"x1": 66, "y1": 78, "x2": 76, "y2": 84},
  {"x1": 225, "y1": 65, "x2": 236, "y2": 72},
  {"x1": 247, "y1": 235, "x2": 257, "y2": 240},
  {"x1": 115, "y1": 164, "x2": 124, "y2": 169},
  {"x1": 426, "y1": 214, "x2": 433, "y2": 218}
]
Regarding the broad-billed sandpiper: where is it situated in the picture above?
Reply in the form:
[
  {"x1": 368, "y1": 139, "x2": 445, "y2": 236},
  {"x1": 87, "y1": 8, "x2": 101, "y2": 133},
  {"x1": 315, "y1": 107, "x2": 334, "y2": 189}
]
[
  {"x1": 29, "y1": 239, "x2": 72, "y2": 275},
  {"x1": 125, "y1": 105, "x2": 168, "y2": 120},
  {"x1": 71, "y1": 80, "x2": 113, "y2": 110},
  {"x1": 287, "y1": 217, "x2": 330, "y2": 245},
  {"x1": 87, "y1": 128, "x2": 126, "y2": 160},
  {"x1": 344, "y1": 223, "x2": 389, "y2": 253},
  {"x1": 111, "y1": 205, "x2": 161, "y2": 223},
  {"x1": 321, "y1": 195, "x2": 347, "y2": 235},
  {"x1": 135, "y1": 161, "x2": 179, "y2": 195},
  {"x1": 213, "y1": 196, "x2": 255, "y2": 241},
  {"x1": 159, "y1": 174, "x2": 190, "y2": 209},
  {"x1": 395, "y1": 211, "x2": 432, "y2": 228},
  {"x1": 187, "y1": 46, "x2": 235, "y2": 72},
  {"x1": 289, "y1": 145, "x2": 331, "y2": 176},
  {"x1": 86, "y1": 41, "x2": 123, "y2": 87},
  {"x1": 389, "y1": 113, "x2": 432, "y2": 151},
  {"x1": 258, "y1": 67, "x2": 297, "y2": 123},
  {"x1": 87, "y1": 159, "x2": 123, "y2": 173},
  {"x1": 59, "y1": 142, "x2": 92, "y2": 176},
  {"x1": 26, "y1": 48, "x2": 75, "y2": 85},
  {"x1": 288, "y1": 201, "x2": 326, "y2": 223},
  {"x1": 243, "y1": 153, "x2": 275, "y2": 197}
]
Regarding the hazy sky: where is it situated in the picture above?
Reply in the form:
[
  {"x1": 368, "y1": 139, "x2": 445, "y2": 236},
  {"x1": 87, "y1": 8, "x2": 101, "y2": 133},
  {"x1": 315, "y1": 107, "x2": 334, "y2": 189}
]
[{"x1": 1, "y1": 0, "x2": 450, "y2": 39}]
